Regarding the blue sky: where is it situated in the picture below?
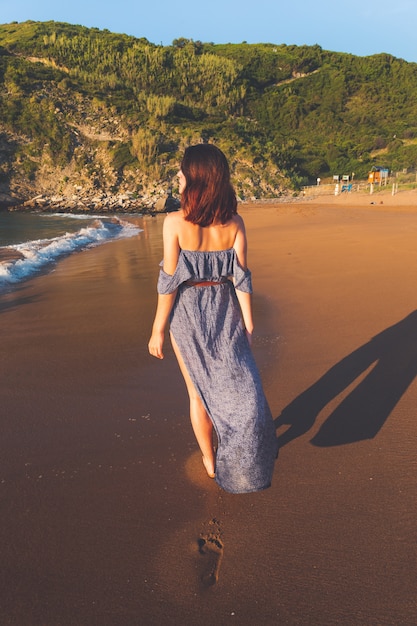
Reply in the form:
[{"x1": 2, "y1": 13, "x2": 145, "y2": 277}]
[{"x1": 1, "y1": 0, "x2": 416, "y2": 63}]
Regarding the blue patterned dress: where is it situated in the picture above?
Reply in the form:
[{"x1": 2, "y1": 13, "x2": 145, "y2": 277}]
[{"x1": 157, "y1": 248, "x2": 277, "y2": 493}]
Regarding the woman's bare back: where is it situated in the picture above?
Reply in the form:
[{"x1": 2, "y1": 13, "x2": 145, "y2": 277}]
[{"x1": 172, "y1": 210, "x2": 242, "y2": 252}]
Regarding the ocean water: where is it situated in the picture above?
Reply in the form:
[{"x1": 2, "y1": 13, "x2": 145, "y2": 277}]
[{"x1": 0, "y1": 211, "x2": 142, "y2": 291}]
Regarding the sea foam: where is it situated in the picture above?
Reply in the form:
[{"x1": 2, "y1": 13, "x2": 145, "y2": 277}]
[{"x1": 0, "y1": 218, "x2": 141, "y2": 289}]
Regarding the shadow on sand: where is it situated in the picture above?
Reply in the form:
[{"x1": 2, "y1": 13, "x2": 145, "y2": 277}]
[{"x1": 275, "y1": 309, "x2": 417, "y2": 447}]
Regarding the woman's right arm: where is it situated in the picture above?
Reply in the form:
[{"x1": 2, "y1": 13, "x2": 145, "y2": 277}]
[{"x1": 233, "y1": 216, "x2": 254, "y2": 345}]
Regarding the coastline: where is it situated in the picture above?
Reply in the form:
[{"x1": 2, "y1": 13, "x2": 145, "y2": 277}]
[
  {"x1": 304, "y1": 186, "x2": 417, "y2": 206},
  {"x1": 243, "y1": 186, "x2": 417, "y2": 207},
  {"x1": 3, "y1": 184, "x2": 416, "y2": 215},
  {"x1": 3, "y1": 191, "x2": 181, "y2": 215},
  {"x1": 1, "y1": 200, "x2": 416, "y2": 624}
]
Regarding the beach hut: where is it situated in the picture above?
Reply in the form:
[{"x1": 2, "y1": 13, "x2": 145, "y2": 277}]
[{"x1": 368, "y1": 166, "x2": 389, "y2": 185}]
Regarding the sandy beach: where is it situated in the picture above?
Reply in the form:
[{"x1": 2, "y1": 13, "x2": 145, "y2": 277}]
[{"x1": 1, "y1": 189, "x2": 417, "y2": 624}]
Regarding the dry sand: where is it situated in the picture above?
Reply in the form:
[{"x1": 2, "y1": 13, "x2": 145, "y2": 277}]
[{"x1": 1, "y1": 190, "x2": 416, "y2": 624}]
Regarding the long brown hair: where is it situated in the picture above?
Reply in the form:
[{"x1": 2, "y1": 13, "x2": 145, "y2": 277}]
[{"x1": 180, "y1": 144, "x2": 237, "y2": 226}]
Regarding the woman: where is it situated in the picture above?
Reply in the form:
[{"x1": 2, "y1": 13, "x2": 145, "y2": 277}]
[{"x1": 148, "y1": 144, "x2": 277, "y2": 493}]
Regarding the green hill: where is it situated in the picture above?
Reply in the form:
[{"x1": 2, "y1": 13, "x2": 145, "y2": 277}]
[{"x1": 1, "y1": 20, "x2": 417, "y2": 204}]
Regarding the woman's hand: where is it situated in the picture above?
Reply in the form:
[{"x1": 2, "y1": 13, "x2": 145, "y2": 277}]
[
  {"x1": 148, "y1": 329, "x2": 165, "y2": 359},
  {"x1": 246, "y1": 329, "x2": 253, "y2": 347},
  {"x1": 148, "y1": 291, "x2": 177, "y2": 360}
]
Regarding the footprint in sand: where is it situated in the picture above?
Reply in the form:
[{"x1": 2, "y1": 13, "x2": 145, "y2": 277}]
[{"x1": 198, "y1": 519, "x2": 224, "y2": 586}]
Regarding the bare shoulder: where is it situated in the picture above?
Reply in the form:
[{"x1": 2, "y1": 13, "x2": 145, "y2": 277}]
[
  {"x1": 232, "y1": 213, "x2": 246, "y2": 232},
  {"x1": 232, "y1": 213, "x2": 248, "y2": 266},
  {"x1": 231, "y1": 213, "x2": 247, "y2": 239},
  {"x1": 164, "y1": 209, "x2": 184, "y2": 227},
  {"x1": 163, "y1": 210, "x2": 184, "y2": 236}
]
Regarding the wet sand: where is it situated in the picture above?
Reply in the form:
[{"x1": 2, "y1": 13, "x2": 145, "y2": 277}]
[
  {"x1": 0, "y1": 248, "x2": 24, "y2": 261},
  {"x1": 1, "y1": 192, "x2": 417, "y2": 624}
]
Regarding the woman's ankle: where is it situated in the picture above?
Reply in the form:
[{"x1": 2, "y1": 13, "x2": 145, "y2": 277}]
[{"x1": 202, "y1": 455, "x2": 215, "y2": 478}]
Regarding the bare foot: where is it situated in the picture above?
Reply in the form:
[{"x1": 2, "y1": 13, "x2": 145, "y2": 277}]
[{"x1": 202, "y1": 455, "x2": 215, "y2": 478}]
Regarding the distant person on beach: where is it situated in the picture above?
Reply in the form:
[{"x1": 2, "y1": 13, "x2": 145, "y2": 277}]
[{"x1": 148, "y1": 144, "x2": 277, "y2": 493}]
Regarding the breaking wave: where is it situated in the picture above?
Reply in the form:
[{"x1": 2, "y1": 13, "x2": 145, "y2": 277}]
[{"x1": 0, "y1": 218, "x2": 141, "y2": 289}]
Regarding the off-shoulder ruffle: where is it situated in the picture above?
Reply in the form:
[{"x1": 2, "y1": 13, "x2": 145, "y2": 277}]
[{"x1": 157, "y1": 248, "x2": 252, "y2": 294}]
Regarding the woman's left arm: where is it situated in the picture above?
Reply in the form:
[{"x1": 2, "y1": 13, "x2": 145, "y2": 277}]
[
  {"x1": 148, "y1": 215, "x2": 180, "y2": 359},
  {"x1": 148, "y1": 292, "x2": 177, "y2": 359}
]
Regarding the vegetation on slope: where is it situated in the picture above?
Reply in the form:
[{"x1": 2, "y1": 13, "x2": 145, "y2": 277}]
[{"x1": 1, "y1": 20, "x2": 417, "y2": 202}]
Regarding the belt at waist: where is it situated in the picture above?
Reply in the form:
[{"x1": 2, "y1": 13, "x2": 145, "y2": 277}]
[{"x1": 185, "y1": 278, "x2": 229, "y2": 287}]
